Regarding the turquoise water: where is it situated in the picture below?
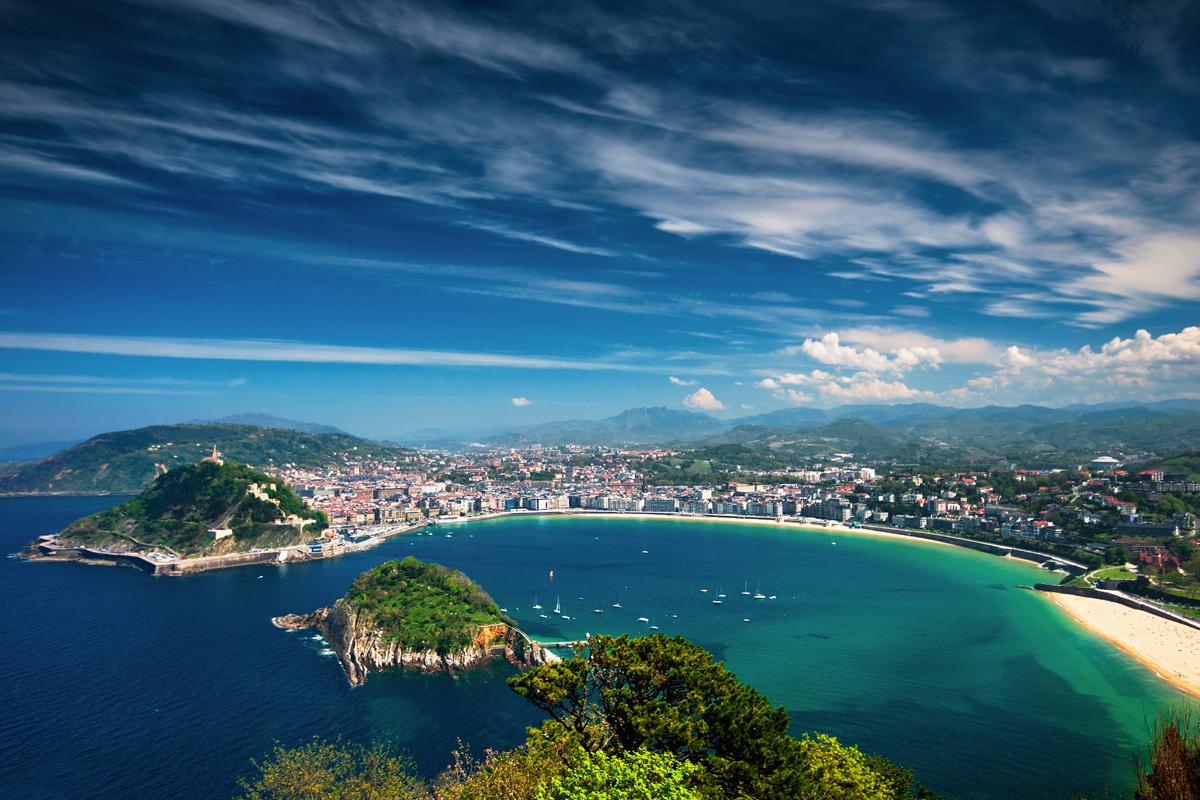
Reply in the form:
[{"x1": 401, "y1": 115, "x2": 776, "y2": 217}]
[{"x1": 0, "y1": 499, "x2": 1186, "y2": 799}]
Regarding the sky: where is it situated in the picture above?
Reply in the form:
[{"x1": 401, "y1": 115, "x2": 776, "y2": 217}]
[{"x1": 0, "y1": 0, "x2": 1198, "y2": 445}]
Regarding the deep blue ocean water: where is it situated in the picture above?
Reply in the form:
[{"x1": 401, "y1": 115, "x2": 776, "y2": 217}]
[{"x1": 0, "y1": 497, "x2": 1186, "y2": 799}]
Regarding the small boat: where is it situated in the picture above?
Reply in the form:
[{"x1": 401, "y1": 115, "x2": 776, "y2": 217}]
[
  {"x1": 612, "y1": 603, "x2": 622, "y2": 609},
  {"x1": 717, "y1": 585, "x2": 726, "y2": 598},
  {"x1": 532, "y1": 596, "x2": 542, "y2": 610},
  {"x1": 637, "y1": 616, "x2": 650, "y2": 623},
  {"x1": 700, "y1": 588, "x2": 709, "y2": 593},
  {"x1": 561, "y1": 615, "x2": 571, "y2": 620},
  {"x1": 641, "y1": 549, "x2": 649, "y2": 554},
  {"x1": 742, "y1": 618, "x2": 750, "y2": 623},
  {"x1": 712, "y1": 599, "x2": 723, "y2": 605},
  {"x1": 539, "y1": 613, "x2": 549, "y2": 619},
  {"x1": 257, "y1": 575, "x2": 263, "y2": 579},
  {"x1": 549, "y1": 570, "x2": 555, "y2": 579},
  {"x1": 554, "y1": 596, "x2": 561, "y2": 615},
  {"x1": 671, "y1": 614, "x2": 678, "y2": 618},
  {"x1": 741, "y1": 582, "x2": 751, "y2": 596},
  {"x1": 500, "y1": 607, "x2": 508, "y2": 612},
  {"x1": 649, "y1": 625, "x2": 659, "y2": 630},
  {"x1": 593, "y1": 608, "x2": 603, "y2": 614},
  {"x1": 445, "y1": 533, "x2": 452, "y2": 538},
  {"x1": 754, "y1": 583, "x2": 766, "y2": 600},
  {"x1": 768, "y1": 595, "x2": 777, "y2": 600}
]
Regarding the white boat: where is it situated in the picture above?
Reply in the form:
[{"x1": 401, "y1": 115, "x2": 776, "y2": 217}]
[
  {"x1": 649, "y1": 625, "x2": 659, "y2": 630},
  {"x1": 641, "y1": 549, "x2": 649, "y2": 554},
  {"x1": 532, "y1": 596, "x2": 542, "y2": 610},
  {"x1": 554, "y1": 596, "x2": 561, "y2": 615},
  {"x1": 742, "y1": 618, "x2": 750, "y2": 623},
  {"x1": 712, "y1": 599, "x2": 723, "y2": 605},
  {"x1": 539, "y1": 613, "x2": 549, "y2": 618},
  {"x1": 561, "y1": 615, "x2": 571, "y2": 620},
  {"x1": 612, "y1": 603, "x2": 622, "y2": 609},
  {"x1": 768, "y1": 595, "x2": 777, "y2": 600},
  {"x1": 717, "y1": 585, "x2": 726, "y2": 598},
  {"x1": 700, "y1": 587, "x2": 709, "y2": 593},
  {"x1": 754, "y1": 582, "x2": 766, "y2": 600},
  {"x1": 593, "y1": 608, "x2": 603, "y2": 614},
  {"x1": 740, "y1": 581, "x2": 751, "y2": 596},
  {"x1": 637, "y1": 616, "x2": 650, "y2": 622}
]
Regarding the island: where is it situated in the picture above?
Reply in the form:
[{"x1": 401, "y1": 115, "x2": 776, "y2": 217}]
[
  {"x1": 28, "y1": 452, "x2": 330, "y2": 574},
  {"x1": 274, "y1": 556, "x2": 557, "y2": 684}
]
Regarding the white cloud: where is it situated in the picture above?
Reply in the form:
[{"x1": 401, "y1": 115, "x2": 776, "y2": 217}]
[
  {"x1": 1065, "y1": 232, "x2": 1200, "y2": 326},
  {"x1": 790, "y1": 332, "x2": 942, "y2": 373},
  {"x1": 0, "y1": 331, "x2": 670, "y2": 373},
  {"x1": 950, "y1": 326, "x2": 1200, "y2": 403},
  {"x1": 835, "y1": 328, "x2": 1001, "y2": 364},
  {"x1": 682, "y1": 387, "x2": 724, "y2": 411},
  {"x1": 510, "y1": 396, "x2": 532, "y2": 406},
  {"x1": 668, "y1": 375, "x2": 696, "y2": 386},
  {"x1": 817, "y1": 375, "x2": 928, "y2": 402}
]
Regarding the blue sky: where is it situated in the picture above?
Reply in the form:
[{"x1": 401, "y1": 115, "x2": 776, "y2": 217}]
[{"x1": 0, "y1": 0, "x2": 1198, "y2": 445}]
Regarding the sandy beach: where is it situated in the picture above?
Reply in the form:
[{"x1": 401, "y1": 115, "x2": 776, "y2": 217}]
[{"x1": 1048, "y1": 592, "x2": 1200, "y2": 700}]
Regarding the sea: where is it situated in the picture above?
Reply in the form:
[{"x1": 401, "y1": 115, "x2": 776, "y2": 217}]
[{"x1": 0, "y1": 496, "x2": 1187, "y2": 800}]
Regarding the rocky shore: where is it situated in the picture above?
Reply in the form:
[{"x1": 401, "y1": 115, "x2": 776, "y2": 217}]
[{"x1": 273, "y1": 599, "x2": 557, "y2": 685}]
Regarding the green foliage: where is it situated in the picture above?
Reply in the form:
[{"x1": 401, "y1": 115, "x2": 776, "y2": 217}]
[
  {"x1": 345, "y1": 557, "x2": 512, "y2": 653},
  {"x1": 535, "y1": 748, "x2": 701, "y2": 800},
  {"x1": 59, "y1": 461, "x2": 322, "y2": 556},
  {"x1": 431, "y1": 727, "x2": 572, "y2": 800},
  {"x1": 508, "y1": 634, "x2": 936, "y2": 800},
  {"x1": 237, "y1": 739, "x2": 424, "y2": 800},
  {"x1": 1135, "y1": 708, "x2": 1200, "y2": 800},
  {"x1": 0, "y1": 422, "x2": 411, "y2": 494}
]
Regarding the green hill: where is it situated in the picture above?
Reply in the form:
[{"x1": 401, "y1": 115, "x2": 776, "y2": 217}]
[
  {"x1": 0, "y1": 423, "x2": 411, "y2": 494},
  {"x1": 345, "y1": 557, "x2": 513, "y2": 652},
  {"x1": 58, "y1": 460, "x2": 327, "y2": 557}
]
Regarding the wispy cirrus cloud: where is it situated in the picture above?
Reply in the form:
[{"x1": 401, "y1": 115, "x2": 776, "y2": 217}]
[{"x1": 0, "y1": 331, "x2": 704, "y2": 374}]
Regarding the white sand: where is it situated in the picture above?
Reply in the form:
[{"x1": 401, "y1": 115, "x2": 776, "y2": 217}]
[{"x1": 1049, "y1": 593, "x2": 1200, "y2": 699}]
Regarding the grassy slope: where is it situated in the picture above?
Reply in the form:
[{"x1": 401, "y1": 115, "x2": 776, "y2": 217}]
[
  {"x1": 344, "y1": 557, "x2": 512, "y2": 653},
  {"x1": 0, "y1": 423, "x2": 409, "y2": 493},
  {"x1": 59, "y1": 461, "x2": 327, "y2": 556}
]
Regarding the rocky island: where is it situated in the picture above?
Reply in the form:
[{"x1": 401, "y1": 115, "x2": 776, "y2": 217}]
[{"x1": 275, "y1": 556, "x2": 556, "y2": 685}]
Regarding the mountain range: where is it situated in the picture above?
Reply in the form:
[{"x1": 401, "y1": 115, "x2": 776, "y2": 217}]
[{"x1": 403, "y1": 399, "x2": 1200, "y2": 455}]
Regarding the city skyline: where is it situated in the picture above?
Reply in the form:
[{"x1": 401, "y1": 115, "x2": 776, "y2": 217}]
[{"x1": 1, "y1": 0, "x2": 1198, "y2": 444}]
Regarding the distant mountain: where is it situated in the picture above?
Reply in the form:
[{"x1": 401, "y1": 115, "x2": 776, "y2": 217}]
[
  {"x1": 0, "y1": 439, "x2": 82, "y2": 462},
  {"x1": 477, "y1": 406, "x2": 727, "y2": 447},
  {"x1": 0, "y1": 423, "x2": 410, "y2": 494},
  {"x1": 188, "y1": 413, "x2": 351, "y2": 436},
  {"x1": 396, "y1": 398, "x2": 1200, "y2": 457}
]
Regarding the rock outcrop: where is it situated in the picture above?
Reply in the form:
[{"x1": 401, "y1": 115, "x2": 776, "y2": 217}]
[{"x1": 274, "y1": 599, "x2": 557, "y2": 686}]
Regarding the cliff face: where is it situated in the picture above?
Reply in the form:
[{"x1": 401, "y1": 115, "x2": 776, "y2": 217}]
[{"x1": 274, "y1": 600, "x2": 557, "y2": 686}]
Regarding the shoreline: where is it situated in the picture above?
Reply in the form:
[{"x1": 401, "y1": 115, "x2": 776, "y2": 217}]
[
  {"x1": 27, "y1": 503, "x2": 1197, "y2": 700},
  {"x1": 1047, "y1": 592, "x2": 1200, "y2": 701}
]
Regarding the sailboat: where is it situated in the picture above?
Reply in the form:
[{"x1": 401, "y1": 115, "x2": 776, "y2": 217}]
[
  {"x1": 717, "y1": 584, "x2": 726, "y2": 598},
  {"x1": 532, "y1": 596, "x2": 542, "y2": 610},
  {"x1": 753, "y1": 581, "x2": 766, "y2": 600},
  {"x1": 740, "y1": 581, "x2": 751, "y2": 596},
  {"x1": 554, "y1": 596, "x2": 561, "y2": 615}
]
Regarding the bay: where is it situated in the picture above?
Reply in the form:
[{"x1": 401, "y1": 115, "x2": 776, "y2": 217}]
[{"x1": 0, "y1": 497, "x2": 1183, "y2": 799}]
